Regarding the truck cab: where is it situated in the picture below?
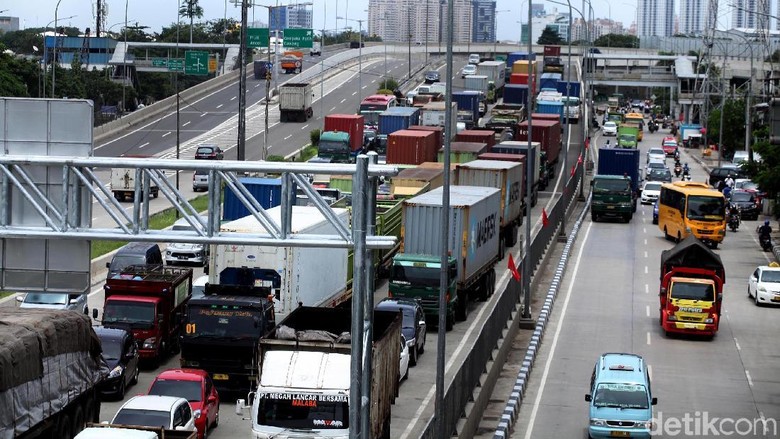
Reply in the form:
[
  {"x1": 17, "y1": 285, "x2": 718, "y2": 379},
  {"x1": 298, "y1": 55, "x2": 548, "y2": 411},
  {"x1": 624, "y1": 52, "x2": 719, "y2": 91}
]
[
  {"x1": 591, "y1": 175, "x2": 634, "y2": 222},
  {"x1": 316, "y1": 131, "x2": 352, "y2": 163},
  {"x1": 389, "y1": 254, "x2": 458, "y2": 331}
]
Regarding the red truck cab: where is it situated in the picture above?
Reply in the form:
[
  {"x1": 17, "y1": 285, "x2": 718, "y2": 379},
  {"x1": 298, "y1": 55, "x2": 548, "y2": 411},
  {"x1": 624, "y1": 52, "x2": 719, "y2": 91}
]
[
  {"x1": 659, "y1": 236, "x2": 725, "y2": 337},
  {"x1": 101, "y1": 265, "x2": 193, "y2": 364}
]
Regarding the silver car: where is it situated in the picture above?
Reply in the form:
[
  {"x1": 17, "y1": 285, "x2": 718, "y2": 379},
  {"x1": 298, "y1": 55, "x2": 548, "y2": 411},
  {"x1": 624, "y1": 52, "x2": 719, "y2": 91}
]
[
  {"x1": 192, "y1": 169, "x2": 209, "y2": 192},
  {"x1": 165, "y1": 216, "x2": 209, "y2": 266},
  {"x1": 16, "y1": 292, "x2": 89, "y2": 314}
]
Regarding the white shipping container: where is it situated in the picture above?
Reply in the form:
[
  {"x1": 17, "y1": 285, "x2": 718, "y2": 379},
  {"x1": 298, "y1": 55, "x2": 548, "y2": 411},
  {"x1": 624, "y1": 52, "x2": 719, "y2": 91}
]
[
  {"x1": 420, "y1": 101, "x2": 457, "y2": 128},
  {"x1": 477, "y1": 61, "x2": 506, "y2": 89},
  {"x1": 464, "y1": 75, "x2": 489, "y2": 94},
  {"x1": 210, "y1": 206, "x2": 350, "y2": 320},
  {"x1": 455, "y1": 160, "x2": 524, "y2": 227}
]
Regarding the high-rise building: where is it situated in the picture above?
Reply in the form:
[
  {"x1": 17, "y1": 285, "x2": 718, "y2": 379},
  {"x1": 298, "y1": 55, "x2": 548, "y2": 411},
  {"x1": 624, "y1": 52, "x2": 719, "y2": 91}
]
[
  {"x1": 269, "y1": 4, "x2": 312, "y2": 32},
  {"x1": 472, "y1": 0, "x2": 496, "y2": 43},
  {"x1": 638, "y1": 0, "x2": 674, "y2": 36},
  {"x1": 368, "y1": 0, "x2": 471, "y2": 44},
  {"x1": 679, "y1": 0, "x2": 713, "y2": 35},
  {"x1": 731, "y1": 0, "x2": 769, "y2": 29},
  {"x1": 0, "y1": 16, "x2": 19, "y2": 33}
]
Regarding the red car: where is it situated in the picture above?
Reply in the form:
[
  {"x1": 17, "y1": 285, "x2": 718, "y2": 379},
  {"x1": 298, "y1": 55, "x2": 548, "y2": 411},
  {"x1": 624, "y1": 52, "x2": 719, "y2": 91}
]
[
  {"x1": 662, "y1": 139, "x2": 678, "y2": 156},
  {"x1": 148, "y1": 369, "x2": 219, "y2": 439}
]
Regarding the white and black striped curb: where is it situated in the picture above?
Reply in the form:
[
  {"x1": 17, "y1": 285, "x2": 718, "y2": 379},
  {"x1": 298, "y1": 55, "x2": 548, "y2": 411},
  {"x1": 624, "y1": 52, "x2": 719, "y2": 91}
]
[{"x1": 493, "y1": 195, "x2": 592, "y2": 439}]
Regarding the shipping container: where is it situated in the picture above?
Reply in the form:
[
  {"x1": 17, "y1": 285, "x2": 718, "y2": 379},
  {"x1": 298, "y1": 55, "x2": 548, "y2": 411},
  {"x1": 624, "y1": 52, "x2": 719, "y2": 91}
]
[
  {"x1": 455, "y1": 160, "x2": 524, "y2": 243},
  {"x1": 328, "y1": 175, "x2": 353, "y2": 194},
  {"x1": 408, "y1": 125, "x2": 445, "y2": 152},
  {"x1": 402, "y1": 186, "x2": 500, "y2": 283},
  {"x1": 223, "y1": 177, "x2": 283, "y2": 221},
  {"x1": 420, "y1": 101, "x2": 457, "y2": 127},
  {"x1": 324, "y1": 114, "x2": 365, "y2": 153},
  {"x1": 506, "y1": 52, "x2": 536, "y2": 67},
  {"x1": 456, "y1": 129, "x2": 496, "y2": 150},
  {"x1": 503, "y1": 84, "x2": 530, "y2": 105},
  {"x1": 540, "y1": 72, "x2": 561, "y2": 91},
  {"x1": 556, "y1": 80, "x2": 582, "y2": 98},
  {"x1": 509, "y1": 73, "x2": 533, "y2": 85},
  {"x1": 464, "y1": 75, "x2": 489, "y2": 95},
  {"x1": 492, "y1": 140, "x2": 542, "y2": 203},
  {"x1": 391, "y1": 164, "x2": 445, "y2": 197},
  {"x1": 452, "y1": 91, "x2": 481, "y2": 126},
  {"x1": 512, "y1": 60, "x2": 538, "y2": 75},
  {"x1": 378, "y1": 107, "x2": 421, "y2": 136},
  {"x1": 536, "y1": 100, "x2": 565, "y2": 123},
  {"x1": 516, "y1": 120, "x2": 562, "y2": 166},
  {"x1": 477, "y1": 61, "x2": 506, "y2": 89},
  {"x1": 531, "y1": 112, "x2": 561, "y2": 123},
  {"x1": 543, "y1": 45, "x2": 562, "y2": 56},
  {"x1": 438, "y1": 141, "x2": 488, "y2": 164},
  {"x1": 386, "y1": 129, "x2": 438, "y2": 165}
]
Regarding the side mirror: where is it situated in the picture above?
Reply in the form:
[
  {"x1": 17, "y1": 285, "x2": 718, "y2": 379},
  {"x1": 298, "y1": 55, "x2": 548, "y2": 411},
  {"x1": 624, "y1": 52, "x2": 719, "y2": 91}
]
[
  {"x1": 585, "y1": 394, "x2": 592, "y2": 402},
  {"x1": 419, "y1": 320, "x2": 426, "y2": 327},
  {"x1": 651, "y1": 397, "x2": 658, "y2": 405},
  {"x1": 158, "y1": 313, "x2": 165, "y2": 324},
  {"x1": 193, "y1": 409, "x2": 202, "y2": 420},
  {"x1": 15, "y1": 295, "x2": 23, "y2": 303},
  {"x1": 208, "y1": 395, "x2": 217, "y2": 404},
  {"x1": 235, "y1": 399, "x2": 246, "y2": 415},
  {"x1": 106, "y1": 262, "x2": 111, "y2": 269},
  {"x1": 92, "y1": 308, "x2": 99, "y2": 319}
]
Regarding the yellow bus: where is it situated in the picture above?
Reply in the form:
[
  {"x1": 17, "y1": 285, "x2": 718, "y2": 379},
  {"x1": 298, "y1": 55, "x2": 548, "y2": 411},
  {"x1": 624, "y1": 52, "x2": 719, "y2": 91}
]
[{"x1": 658, "y1": 182, "x2": 727, "y2": 248}]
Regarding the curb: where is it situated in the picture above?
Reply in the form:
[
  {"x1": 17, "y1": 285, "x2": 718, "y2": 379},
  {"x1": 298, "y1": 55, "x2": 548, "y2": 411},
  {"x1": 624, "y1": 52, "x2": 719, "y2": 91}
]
[{"x1": 492, "y1": 195, "x2": 592, "y2": 438}]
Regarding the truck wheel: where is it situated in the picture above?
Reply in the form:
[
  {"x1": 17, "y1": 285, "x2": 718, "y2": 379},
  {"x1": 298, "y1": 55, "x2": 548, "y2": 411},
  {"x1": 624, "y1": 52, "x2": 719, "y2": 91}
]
[
  {"x1": 591, "y1": 212, "x2": 598, "y2": 222},
  {"x1": 456, "y1": 296, "x2": 468, "y2": 321},
  {"x1": 280, "y1": 112, "x2": 286, "y2": 122},
  {"x1": 445, "y1": 314, "x2": 454, "y2": 331},
  {"x1": 56, "y1": 414, "x2": 72, "y2": 439},
  {"x1": 152, "y1": 189, "x2": 159, "y2": 199},
  {"x1": 71, "y1": 404, "x2": 85, "y2": 435}
]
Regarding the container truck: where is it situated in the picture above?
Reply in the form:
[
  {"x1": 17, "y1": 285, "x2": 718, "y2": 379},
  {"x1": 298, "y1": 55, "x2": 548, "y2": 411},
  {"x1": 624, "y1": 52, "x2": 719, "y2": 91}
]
[
  {"x1": 536, "y1": 100, "x2": 565, "y2": 124},
  {"x1": 253, "y1": 60, "x2": 273, "y2": 80},
  {"x1": 379, "y1": 107, "x2": 421, "y2": 135},
  {"x1": 111, "y1": 156, "x2": 160, "y2": 202},
  {"x1": 319, "y1": 114, "x2": 365, "y2": 162},
  {"x1": 659, "y1": 236, "x2": 725, "y2": 337},
  {"x1": 512, "y1": 60, "x2": 538, "y2": 75},
  {"x1": 222, "y1": 177, "x2": 283, "y2": 221},
  {"x1": 452, "y1": 91, "x2": 482, "y2": 128},
  {"x1": 239, "y1": 307, "x2": 401, "y2": 439},
  {"x1": 438, "y1": 141, "x2": 488, "y2": 164},
  {"x1": 482, "y1": 103, "x2": 526, "y2": 135},
  {"x1": 591, "y1": 147, "x2": 640, "y2": 222},
  {"x1": 464, "y1": 75, "x2": 489, "y2": 99},
  {"x1": 617, "y1": 125, "x2": 639, "y2": 148},
  {"x1": 556, "y1": 80, "x2": 582, "y2": 98},
  {"x1": 210, "y1": 206, "x2": 350, "y2": 320},
  {"x1": 101, "y1": 265, "x2": 194, "y2": 365},
  {"x1": 420, "y1": 101, "x2": 457, "y2": 128},
  {"x1": 408, "y1": 125, "x2": 444, "y2": 154},
  {"x1": 279, "y1": 51, "x2": 303, "y2": 74},
  {"x1": 278, "y1": 83, "x2": 313, "y2": 122},
  {"x1": 503, "y1": 84, "x2": 531, "y2": 106},
  {"x1": 386, "y1": 129, "x2": 438, "y2": 165},
  {"x1": 180, "y1": 267, "x2": 276, "y2": 393},
  {"x1": 542, "y1": 45, "x2": 564, "y2": 74},
  {"x1": 315, "y1": 131, "x2": 352, "y2": 163},
  {"x1": 509, "y1": 73, "x2": 533, "y2": 85},
  {"x1": 456, "y1": 160, "x2": 524, "y2": 249},
  {"x1": 516, "y1": 119, "x2": 562, "y2": 174},
  {"x1": 0, "y1": 309, "x2": 105, "y2": 439},
  {"x1": 390, "y1": 186, "x2": 501, "y2": 330},
  {"x1": 492, "y1": 140, "x2": 543, "y2": 203},
  {"x1": 540, "y1": 72, "x2": 561, "y2": 91},
  {"x1": 477, "y1": 60, "x2": 506, "y2": 93},
  {"x1": 476, "y1": 153, "x2": 528, "y2": 211}
]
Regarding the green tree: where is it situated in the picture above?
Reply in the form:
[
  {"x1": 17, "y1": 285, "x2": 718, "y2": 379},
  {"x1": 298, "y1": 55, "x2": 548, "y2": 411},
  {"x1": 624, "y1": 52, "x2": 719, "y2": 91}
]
[
  {"x1": 747, "y1": 126, "x2": 780, "y2": 217},
  {"x1": 706, "y1": 97, "x2": 746, "y2": 159},
  {"x1": 179, "y1": 0, "x2": 205, "y2": 44},
  {"x1": 537, "y1": 27, "x2": 563, "y2": 45},
  {"x1": 593, "y1": 34, "x2": 639, "y2": 48},
  {"x1": 1, "y1": 29, "x2": 44, "y2": 55}
]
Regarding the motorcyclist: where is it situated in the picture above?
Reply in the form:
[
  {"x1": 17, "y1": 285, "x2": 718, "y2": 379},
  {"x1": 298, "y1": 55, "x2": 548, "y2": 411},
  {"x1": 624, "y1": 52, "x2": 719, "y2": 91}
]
[
  {"x1": 759, "y1": 220, "x2": 773, "y2": 239},
  {"x1": 682, "y1": 163, "x2": 690, "y2": 175},
  {"x1": 674, "y1": 163, "x2": 682, "y2": 177},
  {"x1": 674, "y1": 149, "x2": 680, "y2": 161},
  {"x1": 728, "y1": 204, "x2": 741, "y2": 223}
]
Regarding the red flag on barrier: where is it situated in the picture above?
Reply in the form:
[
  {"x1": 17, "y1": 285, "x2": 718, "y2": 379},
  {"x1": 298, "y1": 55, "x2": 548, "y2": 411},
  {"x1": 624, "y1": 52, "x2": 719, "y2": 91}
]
[
  {"x1": 542, "y1": 208, "x2": 549, "y2": 227},
  {"x1": 577, "y1": 154, "x2": 583, "y2": 164},
  {"x1": 571, "y1": 164, "x2": 576, "y2": 177},
  {"x1": 508, "y1": 253, "x2": 521, "y2": 281}
]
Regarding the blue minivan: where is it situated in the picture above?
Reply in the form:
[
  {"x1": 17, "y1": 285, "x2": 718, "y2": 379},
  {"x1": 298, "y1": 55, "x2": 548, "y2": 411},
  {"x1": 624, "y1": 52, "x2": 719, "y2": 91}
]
[{"x1": 585, "y1": 353, "x2": 657, "y2": 438}]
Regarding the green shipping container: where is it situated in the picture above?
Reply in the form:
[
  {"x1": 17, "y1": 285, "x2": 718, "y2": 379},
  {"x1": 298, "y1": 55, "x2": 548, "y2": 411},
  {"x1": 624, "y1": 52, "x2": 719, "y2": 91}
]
[
  {"x1": 438, "y1": 141, "x2": 488, "y2": 164},
  {"x1": 329, "y1": 175, "x2": 353, "y2": 194}
]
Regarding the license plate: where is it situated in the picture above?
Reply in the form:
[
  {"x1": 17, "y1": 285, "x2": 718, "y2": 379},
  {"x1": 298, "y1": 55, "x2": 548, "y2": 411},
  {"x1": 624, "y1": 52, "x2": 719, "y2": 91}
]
[
  {"x1": 607, "y1": 206, "x2": 615, "y2": 209},
  {"x1": 684, "y1": 323, "x2": 697, "y2": 329},
  {"x1": 772, "y1": 295, "x2": 780, "y2": 302},
  {"x1": 212, "y1": 374, "x2": 229, "y2": 380},
  {"x1": 610, "y1": 432, "x2": 630, "y2": 437}
]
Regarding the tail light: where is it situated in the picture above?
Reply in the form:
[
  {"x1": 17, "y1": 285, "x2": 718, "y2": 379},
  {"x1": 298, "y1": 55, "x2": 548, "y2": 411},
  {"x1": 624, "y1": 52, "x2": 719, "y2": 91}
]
[{"x1": 388, "y1": 291, "x2": 393, "y2": 298}]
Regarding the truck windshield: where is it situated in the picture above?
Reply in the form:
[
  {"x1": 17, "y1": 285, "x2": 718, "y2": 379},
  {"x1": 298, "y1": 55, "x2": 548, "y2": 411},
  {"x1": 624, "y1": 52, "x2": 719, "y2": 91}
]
[
  {"x1": 257, "y1": 393, "x2": 349, "y2": 430},
  {"x1": 358, "y1": 109, "x2": 380, "y2": 126},
  {"x1": 593, "y1": 179, "x2": 630, "y2": 193},
  {"x1": 619, "y1": 134, "x2": 635, "y2": 143},
  {"x1": 318, "y1": 140, "x2": 349, "y2": 157},
  {"x1": 686, "y1": 196, "x2": 724, "y2": 221},
  {"x1": 593, "y1": 383, "x2": 649, "y2": 409},
  {"x1": 184, "y1": 306, "x2": 261, "y2": 339},
  {"x1": 103, "y1": 301, "x2": 155, "y2": 328},
  {"x1": 390, "y1": 264, "x2": 441, "y2": 287},
  {"x1": 671, "y1": 281, "x2": 715, "y2": 301}
]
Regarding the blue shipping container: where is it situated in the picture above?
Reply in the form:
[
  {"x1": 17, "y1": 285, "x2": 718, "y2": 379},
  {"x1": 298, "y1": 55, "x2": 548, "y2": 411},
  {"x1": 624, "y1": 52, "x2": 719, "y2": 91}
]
[
  {"x1": 536, "y1": 101, "x2": 564, "y2": 122},
  {"x1": 378, "y1": 107, "x2": 421, "y2": 136},
  {"x1": 555, "y1": 81, "x2": 582, "y2": 98},
  {"x1": 452, "y1": 91, "x2": 481, "y2": 123},
  {"x1": 223, "y1": 178, "x2": 283, "y2": 221},
  {"x1": 506, "y1": 51, "x2": 536, "y2": 68},
  {"x1": 503, "y1": 84, "x2": 530, "y2": 105},
  {"x1": 597, "y1": 148, "x2": 640, "y2": 192},
  {"x1": 540, "y1": 73, "x2": 560, "y2": 91}
]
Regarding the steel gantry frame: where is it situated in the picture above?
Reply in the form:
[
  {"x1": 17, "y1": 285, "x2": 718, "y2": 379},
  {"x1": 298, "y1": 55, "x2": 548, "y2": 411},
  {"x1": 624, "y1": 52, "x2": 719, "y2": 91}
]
[{"x1": 0, "y1": 155, "x2": 398, "y2": 249}]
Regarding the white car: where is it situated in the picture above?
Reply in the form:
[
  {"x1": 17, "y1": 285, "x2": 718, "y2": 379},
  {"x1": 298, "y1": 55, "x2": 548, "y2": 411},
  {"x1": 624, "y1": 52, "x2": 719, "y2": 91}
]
[
  {"x1": 640, "y1": 181, "x2": 663, "y2": 204},
  {"x1": 461, "y1": 64, "x2": 477, "y2": 78},
  {"x1": 646, "y1": 147, "x2": 666, "y2": 163},
  {"x1": 16, "y1": 292, "x2": 89, "y2": 315},
  {"x1": 602, "y1": 121, "x2": 618, "y2": 136},
  {"x1": 399, "y1": 334, "x2": 410, "y2": 382},
  {"x1": 748, "y1": 266, "x2": 780, "y2": 306},
  {"x1": 165, "y1": 216, "x2": 209, "y2": 266},
  {"x1": 111, "y1": 395, "x2": 199, "y2": 432}
]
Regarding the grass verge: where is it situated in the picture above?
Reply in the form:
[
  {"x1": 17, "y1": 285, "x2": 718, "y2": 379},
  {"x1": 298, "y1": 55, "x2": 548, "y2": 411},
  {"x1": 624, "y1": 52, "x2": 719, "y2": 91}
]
[{"x1": 90, "y1": 195, "x2": 211, "y2": 259}]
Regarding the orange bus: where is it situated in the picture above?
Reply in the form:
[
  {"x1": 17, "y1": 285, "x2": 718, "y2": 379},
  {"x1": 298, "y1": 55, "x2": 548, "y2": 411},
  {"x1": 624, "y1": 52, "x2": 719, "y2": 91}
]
[{"x1": 658, "y1": 181, "x2": 726, "y2": 248}]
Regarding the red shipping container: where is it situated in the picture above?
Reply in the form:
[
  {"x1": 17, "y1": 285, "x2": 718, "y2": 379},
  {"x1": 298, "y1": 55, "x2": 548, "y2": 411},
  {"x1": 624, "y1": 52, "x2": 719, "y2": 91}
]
[
  {"x1": 456, "y1": 129, "x2": 496, "y2": 150},
  {"x1": 510, "y1": 73, "x2": 532, "y2": 85},
  {"x1": 516, "y1": 120, "x2": 561, "y2": 166},
  {"x1": 386, "y1": 129, "x2": 438, "y2": 165},
  {"x1": 531, "y1": 113, "x2": 560, "y2": 123},
  {"x1": 324, "y1": 114, "x2": 365, "y2": 152},
  {"x1": 543, "y1": 45, "x2": 561, "y2": 56},
  {"x1": 408, "y1": 125, "x2": 444, "y2": 153}
]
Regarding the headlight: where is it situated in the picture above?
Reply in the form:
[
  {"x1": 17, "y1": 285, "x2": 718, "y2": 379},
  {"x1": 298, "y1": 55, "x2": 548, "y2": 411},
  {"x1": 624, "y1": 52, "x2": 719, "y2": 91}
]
[
  {"x1": 635, "y1": 420, "x2": 653, "y2": 429},
  {"x1": 667, "y1": 314, "x2": 677, "y2": 321},
  {"x1": 166, "y1": 251, "x2": 172, "y2": 256},
  {"x1": 108, "y1": 365, "x2": 124, "y2": 379},
  {"x1": 407, "y1": 338, "x2": 416, "y2": 348},
  {"x1": 142, "y1": 337, "x2": 157, "y2": 349},
  {"x1": 704, "y1": 318, "x2": 714, "y2": 324},
  {"x1": 590, "y1": 419, "x2": 606, "y2": 426}
]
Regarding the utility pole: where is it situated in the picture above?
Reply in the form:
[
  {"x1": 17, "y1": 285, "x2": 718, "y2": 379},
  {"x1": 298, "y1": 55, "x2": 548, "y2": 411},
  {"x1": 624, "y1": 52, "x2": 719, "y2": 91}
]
[
  {"x1": 407, "y1": 6, "x2": 412, "y2": 80},
  {"x1": 237, "y1": 0, "x2": 249, "y2": 161}
]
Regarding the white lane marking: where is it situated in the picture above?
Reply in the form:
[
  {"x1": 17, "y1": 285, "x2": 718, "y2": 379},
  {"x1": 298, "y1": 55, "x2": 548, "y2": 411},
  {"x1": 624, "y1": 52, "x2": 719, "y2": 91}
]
[
  {"x1": 644, "y1": 239, "x2": 647, "y2": 245},
  {"x1": 340, "y1": 99, "x2": 346, "y2": 104},
  {"x1": 645, "y1": 284, "x2": 649, "y2": 294},
  {"x1": 161, "y1": 131, "x2": 171, "y2": 138},
  {"x1": 362, "y1": 85, "x2": 368, "y2": 89},
  {"x1": 216, "y1": 104, "x2": 224, "y2": 109},
  {"x1": 646, "y1": 332, "x2": 651, "y2": 345},
  {"x1": 523, "y1": 222, "x2": 592, "y2": 439},
  {"x1": 139, "y1": 142, "x2": 149, "y2": 149},
  {"x1": 255, "y1": 84, "x2": 261, "y2": 88},
  {"x1": 643, "y1": 227, "x2": 647, "y2": 234},
  {"x1": 352, "y1": 91, "x2": 357, "y2": 96},
  {"x1": 200, "y1": 112, "x2": 208, "y2": 117},
  {"x1": 734, "y1": 338, "x2": 741, "y2": 351},
  {"x1": 646, "y1": 305, "x2": 650, "y2": 317},
  {"x1": 183, "y1": 121, "x2": 191, "y2": 127},
  {"x1": 301, "y1": 124, "x2": 309, "y2": 130},
  {"x1": 284, "y1": 135, "x2": 292, "y2": 140},
  {"x1": 230, "y1": 96, "x2": 237, "y2": 101},
  {"x1": 331, "y1": 106, "x2": 337, "y2": 111},
  {"x1": 645, "y1": 266, "x2": 648, "y2": 274},
  {"x1": 400, "y1": 248, "x2": 525, "y2": 439},
  {"x1": 745, "y1": 370, "x2": 753, "y2": 387},
  {"x1": 644, "y1": 251, "x2": 648, "y2": 258}
]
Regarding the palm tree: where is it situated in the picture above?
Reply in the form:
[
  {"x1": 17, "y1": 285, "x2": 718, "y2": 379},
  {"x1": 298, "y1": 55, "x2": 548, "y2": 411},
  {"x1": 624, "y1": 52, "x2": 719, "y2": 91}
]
[{"x1": 179, "y1": 0, "x2": 204, "y2": 44}]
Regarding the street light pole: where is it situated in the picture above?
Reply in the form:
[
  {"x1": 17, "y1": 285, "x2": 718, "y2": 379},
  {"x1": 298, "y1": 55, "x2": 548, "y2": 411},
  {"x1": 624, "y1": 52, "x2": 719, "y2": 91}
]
[
  {"x1": 237, "y1": 0, "x2": 249, "y2": 161},
  {"x1": 122, "y1": 0, "x2": 128, "y2": 114},
  {"x1": 521, "y1": 0, "x2": 533, "y2": 322},
  {"x1": 407, "y1": 6, "x2": 412, "y2": 80},
  {"x1": 42, "y1": 14, "x2": 75, "y2": 98},
  {"x1": 52, "y1": 0, "x2": 63, "y2": 97}
]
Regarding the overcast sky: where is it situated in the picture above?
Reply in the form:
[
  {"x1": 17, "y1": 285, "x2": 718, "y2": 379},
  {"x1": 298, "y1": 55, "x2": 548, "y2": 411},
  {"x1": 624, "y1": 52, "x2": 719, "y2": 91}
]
[{"x1": 11, "y1": 0, "x2": 643, "y2": 41}]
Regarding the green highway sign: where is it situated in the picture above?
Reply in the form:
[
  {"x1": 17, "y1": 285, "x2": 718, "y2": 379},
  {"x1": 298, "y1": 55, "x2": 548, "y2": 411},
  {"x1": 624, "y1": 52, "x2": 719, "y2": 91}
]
[
  {"x1": 284, "y1": 28, "x2": 313, "y2": 49},
  {"x1": 247, "y1": 28, "x2": 270, "y2": 49},
  {"x1": 185, "y1": 51, "x2": 209, "y2": 76},
  {"x1": 168, "y1": 59, "x2": 184, "y2": 72},
  {"x1": 152, "y1": 58, "x2": 168, "y2": 67}
]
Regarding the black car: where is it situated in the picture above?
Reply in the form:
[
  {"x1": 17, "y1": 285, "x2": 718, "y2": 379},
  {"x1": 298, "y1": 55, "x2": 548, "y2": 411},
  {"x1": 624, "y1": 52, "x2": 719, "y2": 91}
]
[
  {"x1": 375, "y1": 298, "x2": 427, "y2": 366},
  {"x1": 195, "y1": 144, "x2": 224, "y2": 160},
  {"x1": 424, "y1": 70, "x2": 441, "y2": 84},
  {"x1": 708, "y1": 165, "x2": 744, "y2": 189},
  {"x1": 729, "y1": 190, "x2": 761, "y2": 220},
  {"x1": 95, "y1": 326, "x2": 140, "y2": 400},
  {"x1": 647, "y1": 168, "x2": 672, "y2": 183}
]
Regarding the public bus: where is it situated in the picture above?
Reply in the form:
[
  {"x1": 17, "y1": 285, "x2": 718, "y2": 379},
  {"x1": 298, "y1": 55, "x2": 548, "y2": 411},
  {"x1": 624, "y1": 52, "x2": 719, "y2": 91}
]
[
  {"x1": 624, "y1": 112, "x2": 645, "y2": 130},
  {"x1": 657, "y1": 181, "x2": 727, "y2": 248},
  {"x1": 359, "y1": 94, "x2": 399, "y2": 127}
]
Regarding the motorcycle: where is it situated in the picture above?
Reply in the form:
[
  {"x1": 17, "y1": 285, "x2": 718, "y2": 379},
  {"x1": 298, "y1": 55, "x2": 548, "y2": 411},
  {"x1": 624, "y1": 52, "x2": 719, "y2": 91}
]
[
  {"x1": 728, "y1": 211, "x2": 740, "y2": 232},
  {"x1": 760, "y1": 234, "x2": 773, "y2": 252},
  {"x1": 648, "y1": 122, "x2": 658, "y2": 133},
  {"x1": 674, "y1": 165, "x2": 682, "y2": 178},
  {"x1": 682, "y1": 172, "x2": 692, "y2": 181}
]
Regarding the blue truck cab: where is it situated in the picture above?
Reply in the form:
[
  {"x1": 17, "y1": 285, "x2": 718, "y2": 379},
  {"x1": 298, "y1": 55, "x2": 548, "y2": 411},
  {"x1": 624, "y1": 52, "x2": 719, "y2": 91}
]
[{"x1": 585, "y1": 353, "x2": 657, "y2": 438}]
